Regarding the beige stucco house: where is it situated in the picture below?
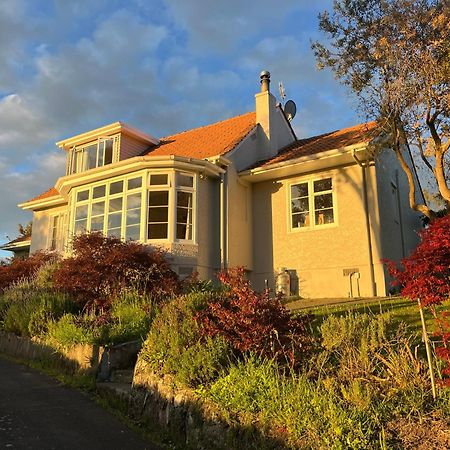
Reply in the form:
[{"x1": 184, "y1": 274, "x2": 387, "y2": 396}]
[{"x1": 14, "y1": 72, "x2": 423, "y2": 298}]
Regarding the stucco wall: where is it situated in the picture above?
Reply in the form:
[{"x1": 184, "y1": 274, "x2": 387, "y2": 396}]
[
  {"x1": 375, "y1": 148, "x2": 422, "y2": 291},
  {"x1": 30, "y1": 204, "x2": 69, "y2": 253},
  {"x1": 251, "y1": 163, "x2": 386, "y2": 298}
]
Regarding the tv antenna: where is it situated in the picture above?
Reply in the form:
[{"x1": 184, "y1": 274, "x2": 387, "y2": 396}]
[{"x1": 278, "y1": 81, "x2": 286, "y2": 105}]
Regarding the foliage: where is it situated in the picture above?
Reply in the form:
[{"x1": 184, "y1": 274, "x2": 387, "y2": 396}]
[
  {"x1": 18, "y1": 221, "x2": 32, "y2": 238},
  {"x1": 106, "y1": 290, "x2": 154, "y2": 345},
  {"x1": 140, "y1": 292, "x2": 230, "y2": 387},
  {"x1": 313, "y1": 0, "x2": 450, "y2": 218},
  {"x1": 387, "y1": 214, "x2": 450, "y2": 307},
  {"x1": 46, "y1": 314, "x2": 96, "y2": 348},
  {"x1": 196, "y1": 268, "x2": 313, "y2": 368},
  {"x1": 0, "y1": 250, "x2": 57, "y2": 294},
  {"x1": 387, "y1": 214, "x2": 450, "y2": 384},
  {"x1": 1, "y1": 278, "x2": 75, "y2": 337},
  {"x1": 207, "y1": 356, "x2": 375, "y2": 449},
  {"x1": 52, "y1": 232, "x2": 180, "y2": 309}
]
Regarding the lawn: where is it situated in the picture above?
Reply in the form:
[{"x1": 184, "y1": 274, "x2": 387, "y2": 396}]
[{"x1": 289, "y1": 296, "x2": 450, "y2": 339}]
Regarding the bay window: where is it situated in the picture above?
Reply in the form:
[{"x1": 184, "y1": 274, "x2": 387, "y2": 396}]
[
  {"x1": 290, "y1": 177, "x2": 335, "y2": 230},
  {"x1": 72, "y1": 170, "x2": 196, "y2": 243}
]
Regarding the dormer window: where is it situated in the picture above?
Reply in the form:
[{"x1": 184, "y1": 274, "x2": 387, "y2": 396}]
[{"x1": 69, "y1": 138, "x2": 114, "y2": 174}]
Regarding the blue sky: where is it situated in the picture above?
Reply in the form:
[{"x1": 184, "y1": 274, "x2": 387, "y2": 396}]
[{"x1": 0, "y1": 0, "x2": 365, "y2": 257}]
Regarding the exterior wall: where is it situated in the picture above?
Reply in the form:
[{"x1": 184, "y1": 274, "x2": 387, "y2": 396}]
[
  {"x1": 195, "y1": 176, "x2": 221, "y2": 280},
  {"x1": 251, "y1": 163, "x2": 387, "y2": 298},
  {"x1": 226, "y1": 166, "x2": 253, "y2": 269},
  {"x1": 375, "y1": 149, "x2": 422, "y2": 291},
  {"x1": 119, "y1": 135, "x2": 151, "y2": 161},
  {"x1": 30, "y1": 204, "x2": 69, "y2": 253}
]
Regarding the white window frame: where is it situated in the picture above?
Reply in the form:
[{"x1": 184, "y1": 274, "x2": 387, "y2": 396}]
[
  {"x1": 68, "y1": 135, "x2": 119, "y2": 175},
  {"x1": 47, "y1": 212, "x2": 67, "y2": 252},
  {"x1": 69, "y1": 169, "x2": 197, "y2": 245},
  {"x1": 287, "y1": 175, "x2": 337, "y2": 232}
]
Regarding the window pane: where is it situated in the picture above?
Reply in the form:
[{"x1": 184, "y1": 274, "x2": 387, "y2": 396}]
[
  {"x1": 109, "y1": 197, "x2": 123, "y2": 212},
  {"x1": 75, "y1": 205, "x2": 88, "y2": 220},
  {"x1": 314, "y1": 193, "x2": 333, "y2": 210},
  {"x1": 291, "y1": 183, "x2": 308, "y2": 199},
  {"x1": 108, "y1": 213, "x2": 122, "y2": 229},
  {"x1": 291, "y1": 198, "x2": 309, "y2": 214},
  {"x1": 177, "y1": 191, "x2": 192, "y2": 208},
  {"x1": 107, "y1": 228, "x2": 121, "y2": 238},
  {"x1": 176, "y1": 173, "x2": 194, "y2": 187},
  {"x1": 126, "y1": 209, "x2": 140, "y2": 226},
  {"x1": 315, "y1": 209, "x2": 334, "y2": 225},
  {"x1": 74, "y1": 219, "x2": 87, "y2": 234},
  {"x1": 91, "y1": 216, "x2": 104, "y2": 231},
  {"x1": 128, "y1": 177, "x2": 142, "y2": 190},
  {"x1": 126, "y1": 225, "x2": 140, "y2": 241},
  {"x1": 176, "y1": 223, "x2": 192, "y2": 240},
  {"x1": 92, "y1": 201, "x2": 105, "y2": 216},
  {"x1": 110, "y1": 181, "x2": 123, "y2": 195},
  {"x1": 127, "y1": 193, "x2": 141, "y2": 209},
  {"x1": 77, "y1": 190, "x2": 89, "y2": 202},
  {"x1": 149, "y1": 191, "x2": 168, "y2": 206},
  {"x1": 177, "y1": 207, "x2": 192, "y2": 224},
  {"x1": 148, "y1": 223, "x2": 168, "y2": 239},
  {"x1": 104, "y1": 139, "x2": 113, "y2": 165},
  {"x1": 314, "y1": 178, "x2": 332, "y2": 192},
  {"x1": 148, "y1": 207, "x2": 168, "y2": 222},
  {"x1": 93, "y1": 185, "x2": 106, "y2": 199},
  {"x1": 150, "y1": 174, "x2": 168, "y2": 185},
  {"x1": 86, "y1": 144, "x2": 97, "y2": 169},
  {"x1": 292, "y1": 213, "x2": 310, "y2": 228}
]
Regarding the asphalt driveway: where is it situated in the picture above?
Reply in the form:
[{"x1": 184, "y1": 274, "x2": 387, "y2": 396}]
[{"x1": 0, "y1": 355, "x2": 161, "y2": 450}]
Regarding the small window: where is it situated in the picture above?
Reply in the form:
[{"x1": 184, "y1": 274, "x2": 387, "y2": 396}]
[
  {"x1": 176, "y1": 191, "x2": 193, "y2": 240},
  {"x1": 77, "y1": 190, "x2": 89, "y2": 202},
  {"x1": 93, "y1": 185, "x2": 106, "y2": 199},
  {"x1": 148, "y1": 190, "x2": 169, "y2": 239},
  {"x1": 128, "y1": 177, "x2": 142, "y2": 190},
  {"x1": 110, "y1": 181, "x2": 123, "y2": 195},
  {"x1": 290, "y1": 177, "x2": 335, "y2": 229},
  {"x1": 176, "y1": 173, "x2": 194, "y2": 187},
  {"x1": 150, "y1": 174, "x2": 168, "y2": 186}
]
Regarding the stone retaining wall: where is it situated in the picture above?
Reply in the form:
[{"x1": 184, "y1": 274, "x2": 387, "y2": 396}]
[{"x1": 0, "y1": 332, "x2": 103, "y2": 375}]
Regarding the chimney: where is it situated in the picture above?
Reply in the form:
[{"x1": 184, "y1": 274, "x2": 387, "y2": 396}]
[{"x1": 255, "y1": 70, "x2": 278, "y2": 157}]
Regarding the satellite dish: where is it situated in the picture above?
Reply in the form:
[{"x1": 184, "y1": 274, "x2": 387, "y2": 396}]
[{"x1": 284, "y1": 100, "x2": 297, "y2": 121}]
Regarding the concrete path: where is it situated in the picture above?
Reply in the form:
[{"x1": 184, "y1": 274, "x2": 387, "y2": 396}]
[{"x1": 0, "y1": 355, "x2": 161, "y2": 450}]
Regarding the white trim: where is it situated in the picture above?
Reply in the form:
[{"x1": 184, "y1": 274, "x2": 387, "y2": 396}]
[{"x1": 286, "y1": 173, "x2": 339, "y2": 233}]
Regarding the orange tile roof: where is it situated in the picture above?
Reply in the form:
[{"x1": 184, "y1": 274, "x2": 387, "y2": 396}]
[
  {"x1": 25, "y1": 187, "x2": 60, "y2": 204},
  {"x1": 250, "y1": 121, "x2": 378, "y2": 169},
  {"x1": 145, "y1": 111, "x2": 256, "y2": 159}
]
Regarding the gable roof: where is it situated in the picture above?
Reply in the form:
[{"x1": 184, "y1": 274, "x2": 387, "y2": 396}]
[
  {"x1": 145, "y1": 111, "x2": 256, "y2": 159},
  {"x1": 0, "y1": 234, "x2": 31, "y2": 251},
  {"x1": 248, "y1": 121, "x2": 378, "y2": 170}
]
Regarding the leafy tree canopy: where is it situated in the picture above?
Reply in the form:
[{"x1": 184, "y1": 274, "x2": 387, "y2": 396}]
[{"x1": 313, "y1": 0, "x2": 450, "y2": 219}]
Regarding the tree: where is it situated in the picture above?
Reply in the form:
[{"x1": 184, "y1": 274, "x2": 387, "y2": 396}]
[
  {"x1": 312, "y1": 0, "x2": 450, "y2": 219},
  {"x1": 387, "y1": 214, "x2": 450, "y2": 389},
  {"x1": 17, "y1": 222, "x2": 32, "y2": 238}
]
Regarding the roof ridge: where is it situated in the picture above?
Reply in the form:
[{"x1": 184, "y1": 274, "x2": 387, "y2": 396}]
[{"x1": 160, "y1": 111, "x2": 255, "y2": 140}]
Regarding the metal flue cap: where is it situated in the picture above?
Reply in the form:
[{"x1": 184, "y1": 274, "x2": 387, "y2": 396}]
[{"x1": 260, "y1": 70, "x2": 270, "y2": 92}]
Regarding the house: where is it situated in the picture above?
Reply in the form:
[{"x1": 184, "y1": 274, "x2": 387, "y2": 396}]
[
  {"x1": 15, "y1": 71, "x2": 423, "y2": 298},
  {"x1": 0, "y1": 235, "x2": 31, "y2": 258}
]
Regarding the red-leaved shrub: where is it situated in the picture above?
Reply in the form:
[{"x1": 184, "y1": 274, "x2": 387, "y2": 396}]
[
  {"x1": 0, "y1": 251, "x2": 57, "y2": 294},
  {"x1": 387, "y1": 214, "x2": 450, "y2": 385},
  {"x1": 52, "y1": 233, "x2": 179, "y2": 309},
  {"x1": 196, "y1": 268, "x2": 313, "y2": 368}
]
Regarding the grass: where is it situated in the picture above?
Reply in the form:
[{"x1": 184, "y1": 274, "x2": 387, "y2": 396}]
[{"x1": 295, "y1": 297, "x2": 450, "y2": 338}]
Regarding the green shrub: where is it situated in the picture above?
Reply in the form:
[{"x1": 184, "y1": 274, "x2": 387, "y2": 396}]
[
  {"x1": 1, "y1": 278, "x2": 75, "y2": 337},
  {"x1": 206, "y1": 356, "x2": 375, "y2": 449},
  {"x1": 140, "y1": 292, "x2": 230, "y2": 387},
  {"x1": 107, "y1": 290, "x2": 154, "y2": 344},
  {"x1": 46, "y1": 314, "x2": 96, "y2": 348}
]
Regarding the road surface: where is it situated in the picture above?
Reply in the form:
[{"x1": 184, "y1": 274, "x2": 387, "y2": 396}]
[{"x1": 0, "y1": 355, "x2": 161, "y2": 449}]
